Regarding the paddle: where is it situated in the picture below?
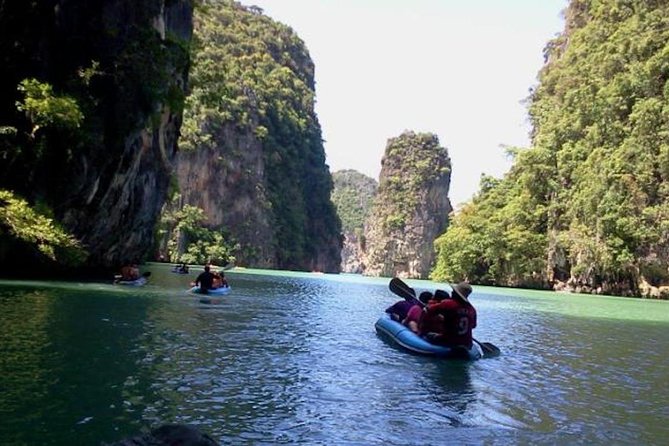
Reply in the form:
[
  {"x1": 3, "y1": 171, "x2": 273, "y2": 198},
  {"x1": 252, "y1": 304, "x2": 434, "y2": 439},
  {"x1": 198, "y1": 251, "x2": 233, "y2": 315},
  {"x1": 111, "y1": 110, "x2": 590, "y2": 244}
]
[
  {"x1": 389, "y1": 277, "x2": 417, "y2": 301},
  {"x1": 388, "y1": 277, "x2": 501, "y2": 358}
]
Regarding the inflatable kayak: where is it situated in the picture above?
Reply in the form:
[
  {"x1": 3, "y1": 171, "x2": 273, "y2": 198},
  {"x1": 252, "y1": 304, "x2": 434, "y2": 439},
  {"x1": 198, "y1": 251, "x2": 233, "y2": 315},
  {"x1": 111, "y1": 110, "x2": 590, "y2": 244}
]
[
  {"x1": 375, "y1": 314, "x2": 483, "y2": 360},
  {"x1": 114, "y1": 271, "x2": 151, "y2": 286},
  {"x1": 114, "y1": 276, "x2": 148, "y2": 287},
  {"x1": 188, "y1": 285, "x2": 231, "y2": 295}
]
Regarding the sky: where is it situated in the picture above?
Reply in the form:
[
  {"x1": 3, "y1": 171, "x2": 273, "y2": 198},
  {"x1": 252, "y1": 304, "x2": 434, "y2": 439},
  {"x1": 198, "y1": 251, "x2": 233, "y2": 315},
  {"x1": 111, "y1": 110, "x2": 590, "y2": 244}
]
[{"x1": 238, "y1": 0, "x2": 568, "y2": 206}]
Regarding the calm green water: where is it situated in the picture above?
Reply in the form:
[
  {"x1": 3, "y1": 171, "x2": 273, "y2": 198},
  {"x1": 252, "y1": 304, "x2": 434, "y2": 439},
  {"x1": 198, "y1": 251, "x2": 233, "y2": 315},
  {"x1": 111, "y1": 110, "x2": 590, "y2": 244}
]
[{"x1": 1, "y1": 263, "x2": 668, "y2": 445}]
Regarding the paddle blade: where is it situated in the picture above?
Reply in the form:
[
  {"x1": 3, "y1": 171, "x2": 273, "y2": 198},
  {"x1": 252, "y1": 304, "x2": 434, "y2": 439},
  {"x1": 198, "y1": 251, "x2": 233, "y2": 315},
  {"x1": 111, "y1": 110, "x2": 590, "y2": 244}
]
[
  {"x1": 475, "y1": 339, "x2": 501, "y2": 358},
  {"x1": 389, "y1": 277, "x2": 416, "y2": 300}
]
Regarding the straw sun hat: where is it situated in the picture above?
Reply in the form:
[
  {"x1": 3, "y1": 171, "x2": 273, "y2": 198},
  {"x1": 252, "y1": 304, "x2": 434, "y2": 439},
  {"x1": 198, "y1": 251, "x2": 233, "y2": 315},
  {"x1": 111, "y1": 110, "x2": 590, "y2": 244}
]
[{"x1": 451, "y1": 282, "x2": 473, "y2": 303}]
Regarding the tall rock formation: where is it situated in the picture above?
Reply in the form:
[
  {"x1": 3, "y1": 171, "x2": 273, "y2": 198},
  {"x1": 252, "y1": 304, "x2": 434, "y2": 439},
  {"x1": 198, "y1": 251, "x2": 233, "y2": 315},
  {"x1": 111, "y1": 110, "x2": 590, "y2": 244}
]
[
  {"x1": 168, "y1": 1, "x2": 341, "y2": 272},
  {"x1": 0, "y1": 0, "x2": 193, "y2": 272},
  {"x1": 363, "y1": 131, "x2": 452, "y2": 278},
  {"x1": 331, "y1": 170, "x2": 377, "y2": 273}
]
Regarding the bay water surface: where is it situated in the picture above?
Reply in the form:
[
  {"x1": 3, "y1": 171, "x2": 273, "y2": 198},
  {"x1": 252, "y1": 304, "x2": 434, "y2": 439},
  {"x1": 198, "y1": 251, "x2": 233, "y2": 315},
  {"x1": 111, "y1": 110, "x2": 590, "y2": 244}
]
[{"x1": 1, "y1": 263, "x2": 667, "y2": 445}]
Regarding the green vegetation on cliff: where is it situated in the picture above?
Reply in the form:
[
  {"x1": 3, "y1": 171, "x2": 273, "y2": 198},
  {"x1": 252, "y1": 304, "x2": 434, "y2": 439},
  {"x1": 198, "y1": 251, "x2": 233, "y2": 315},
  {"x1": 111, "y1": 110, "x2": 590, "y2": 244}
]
[
  {"x1": 0, "y1": 190, "x2": 86, "y2": 266},
  {"x1": 174, "y1": 0, "x2": 341, "y2": 271},
  {"x1": 331, "y1": 170, "x2": 377, "y2": 237},
  {"x1": 432, "y1": 0, "x2": 669, "y2": 297},
  {"x1": 158, "y1": 198, "x2": 238, "y2": 265},
  {"x1": 371, "y1": 132, "x2": 451, "y2": 233}
]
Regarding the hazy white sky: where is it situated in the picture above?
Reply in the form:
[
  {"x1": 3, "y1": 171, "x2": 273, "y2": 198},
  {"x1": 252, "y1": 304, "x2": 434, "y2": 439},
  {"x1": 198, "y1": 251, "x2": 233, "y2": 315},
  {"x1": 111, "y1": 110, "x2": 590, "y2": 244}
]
[{"x1": 239, "y1": 0, "x2": 567, "y2": 206}]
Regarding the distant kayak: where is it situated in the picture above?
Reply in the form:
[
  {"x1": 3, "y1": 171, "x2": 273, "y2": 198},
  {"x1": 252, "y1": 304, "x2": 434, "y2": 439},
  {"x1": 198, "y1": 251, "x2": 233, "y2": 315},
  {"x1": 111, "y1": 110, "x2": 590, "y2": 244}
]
[
  {"x1": 114, "y1": 272, "x2": 151, "y2": 287},
  {"x1": 188, "y1": 285, "x2": 231, "y2": 296},
  {"x1": 375, "y1": 314, "x2": 483, "y2": 360},
  {"x1": 114, "y1": 277, "x2": 148, "y2": 287}
]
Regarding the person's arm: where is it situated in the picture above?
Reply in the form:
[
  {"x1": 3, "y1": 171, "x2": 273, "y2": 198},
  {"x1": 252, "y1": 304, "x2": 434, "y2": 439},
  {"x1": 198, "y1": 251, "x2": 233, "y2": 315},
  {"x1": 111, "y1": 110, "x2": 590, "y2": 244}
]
[{"x1": 403, "y1": 305, "x2": 422, "y2": 333}]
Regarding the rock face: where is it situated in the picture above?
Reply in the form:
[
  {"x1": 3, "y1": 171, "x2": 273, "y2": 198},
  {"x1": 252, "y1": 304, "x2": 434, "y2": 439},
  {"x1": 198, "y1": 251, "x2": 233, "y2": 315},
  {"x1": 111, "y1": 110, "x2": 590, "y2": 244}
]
[
  {"x1": 0, "y1": 0, "x2": 193, "y2": 271},
  {"x1": 363, "y1": 132, "x2": 452, "y2": 279},
  {"x1": 175, "y1": 122, "x2": 275, "y2": 267},
  {"x1": 340, "y1": 232, "x2": 366, "y2": 274},
  {"x1": 168, "y1": 2, "x2": 342, "y2": 272},
  {"x1": 331, "y1": 170, "x2": 377, "y2": 273}
]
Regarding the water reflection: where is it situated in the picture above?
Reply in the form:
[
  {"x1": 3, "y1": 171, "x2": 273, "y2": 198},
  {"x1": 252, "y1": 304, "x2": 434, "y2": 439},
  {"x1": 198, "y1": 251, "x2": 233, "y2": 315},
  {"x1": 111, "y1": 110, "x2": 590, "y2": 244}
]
[{"x1": 420, "y1": 361, "x2": 475, "y2": 426}]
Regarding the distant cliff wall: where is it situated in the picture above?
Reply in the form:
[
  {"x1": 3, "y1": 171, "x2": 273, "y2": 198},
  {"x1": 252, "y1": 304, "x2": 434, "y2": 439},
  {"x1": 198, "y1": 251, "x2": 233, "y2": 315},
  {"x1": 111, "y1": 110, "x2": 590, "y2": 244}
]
[
  {"x1": 363, "y1": 131, "x2": 452, "y2": 279},
  {"x1": 331, "y1": 170, "x2": 377, "y2": 273}
]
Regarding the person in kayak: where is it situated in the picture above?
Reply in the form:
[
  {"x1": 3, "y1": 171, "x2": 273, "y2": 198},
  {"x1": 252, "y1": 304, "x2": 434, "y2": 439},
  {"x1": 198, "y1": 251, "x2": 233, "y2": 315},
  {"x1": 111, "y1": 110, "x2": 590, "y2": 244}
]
[
  {"x1": 402, "y1": 291, "x2": 435, "y2": 333},
  {"x1": 193, "y1": 265, "x2": 215, "y2": 294},
  {"x1": 421, "y1": 282, "x2": 477, "y2": 349},
  {"x1": 385, "y1": 299, "x2": 414, "y2": 322},
  {"x1": 419, "y1": 289, "x2": 449, "y2": 334},
  {"x1": 120, "y1": 263, "x2": 140, "y2": 281},
  {"x1": 212, "y1": 270, "x2": 229, "y2": 289},
  {"x1": 172, "y1": 263, "x2": 186, "y2": 273}
]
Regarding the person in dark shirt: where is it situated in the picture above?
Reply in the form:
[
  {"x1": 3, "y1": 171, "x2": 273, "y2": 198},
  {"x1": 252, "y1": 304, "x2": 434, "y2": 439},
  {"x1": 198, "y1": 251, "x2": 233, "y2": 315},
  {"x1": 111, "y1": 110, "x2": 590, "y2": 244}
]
[
  {"x1": 385, "y1": 299, "x2": 414, "y2": 322},
  {"x1": 193, "y1": 265, "x2": 215, "y2": 294}
]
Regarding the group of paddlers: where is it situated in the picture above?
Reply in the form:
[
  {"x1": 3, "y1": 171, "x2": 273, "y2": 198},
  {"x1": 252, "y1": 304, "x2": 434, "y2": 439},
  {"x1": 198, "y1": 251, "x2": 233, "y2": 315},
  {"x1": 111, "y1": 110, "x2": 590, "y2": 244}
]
[{"x1": 386, "y1": 282, "x2": 477, "y2": 349}]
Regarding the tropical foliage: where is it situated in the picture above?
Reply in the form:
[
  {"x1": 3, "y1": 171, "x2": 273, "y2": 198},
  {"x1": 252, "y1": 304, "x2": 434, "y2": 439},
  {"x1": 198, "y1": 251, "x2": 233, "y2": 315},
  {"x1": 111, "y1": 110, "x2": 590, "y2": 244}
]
[
  {"x1": 16, "y1": 79, "x2": 84, "y2": 136},
  {"x1": 432, "y1": 0, "x2": 669, "y2": 297},
  {"x1": 0, "y1": 1, "x2": 191, "y2": 270},
  {"x1": 0, "y1": 190, "x2": 86, "y2": 265},
  {"x1": 331, "y1": 170, "x2": 377, "y2": 237},
  {"x1": 158, "y1": 199, "x2": 238, "y2": 266}
]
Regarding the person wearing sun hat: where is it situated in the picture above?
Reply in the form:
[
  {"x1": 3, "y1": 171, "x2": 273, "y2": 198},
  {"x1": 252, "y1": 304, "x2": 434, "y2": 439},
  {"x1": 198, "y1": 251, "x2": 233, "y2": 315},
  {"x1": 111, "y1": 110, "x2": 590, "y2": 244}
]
[
  {"x1": 421, "y1": 281, "x2": 477, "y2": 348},
  {"x1": 451, "y1": 282, "x2": 473, "y2": 303}
]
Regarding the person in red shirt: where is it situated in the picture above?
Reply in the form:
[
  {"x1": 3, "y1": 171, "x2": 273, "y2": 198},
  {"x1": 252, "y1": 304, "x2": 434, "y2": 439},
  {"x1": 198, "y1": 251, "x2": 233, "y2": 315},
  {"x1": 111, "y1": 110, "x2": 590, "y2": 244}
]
[
  {"x1": 421, "y1": 282, "x2": 477, "y2": 349},
  {"x1": 402, "y1": 291, "x2": 435, "y2": 333},
  {"x1": 416, "y1": 289, "x2": 448, "y2": 334}
]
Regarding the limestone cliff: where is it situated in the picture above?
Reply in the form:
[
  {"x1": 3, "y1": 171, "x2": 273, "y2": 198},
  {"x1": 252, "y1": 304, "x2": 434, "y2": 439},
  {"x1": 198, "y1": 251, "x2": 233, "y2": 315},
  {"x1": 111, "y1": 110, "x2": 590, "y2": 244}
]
[
  {"x1": 0, "y1": 0, "x2": 193, "y2": 272},
  {"x1": 363, "y1": 131, "x2": 452, "y2": 279},
  {"x1": 165, "y1": 1, "x2": 342, "y2": 272}
]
